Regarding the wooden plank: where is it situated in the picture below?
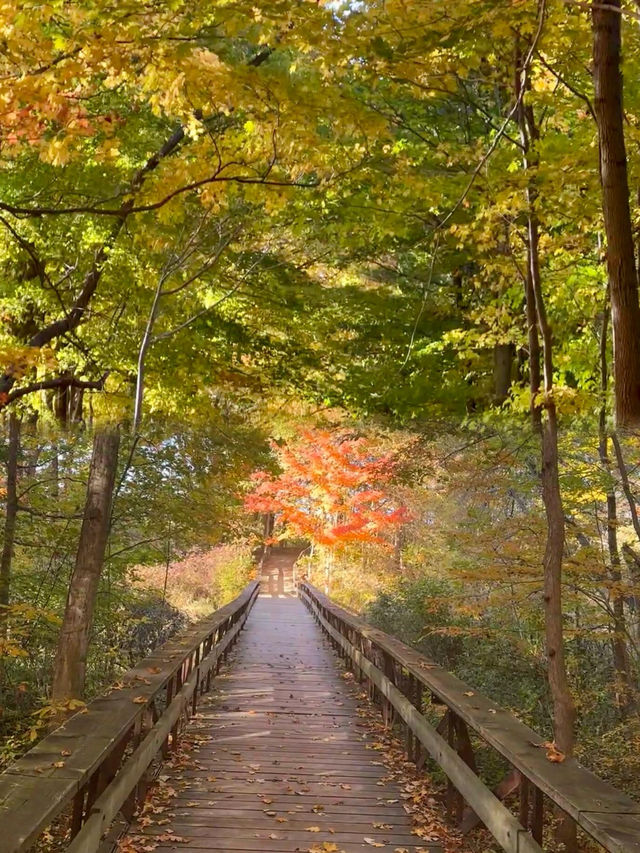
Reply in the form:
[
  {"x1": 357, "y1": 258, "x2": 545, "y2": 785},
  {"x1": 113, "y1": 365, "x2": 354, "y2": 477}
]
[
  {"x1": 150, "y1": 843, "x2": 439, "y2": 852},
  {"x1": 577, "y1": 812, "x2": 640, "y2": 853}
]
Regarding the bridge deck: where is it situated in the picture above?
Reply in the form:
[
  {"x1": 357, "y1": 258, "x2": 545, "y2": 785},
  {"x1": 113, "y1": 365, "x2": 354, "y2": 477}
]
[{"x1": 131, "y1": 579, "x2": 439, "y2": 851}]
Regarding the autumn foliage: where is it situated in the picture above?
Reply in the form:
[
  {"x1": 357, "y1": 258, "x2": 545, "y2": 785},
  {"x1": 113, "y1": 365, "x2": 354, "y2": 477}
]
[{"x1": 244, "y1": 429, "x2": 409, "y2": 548}]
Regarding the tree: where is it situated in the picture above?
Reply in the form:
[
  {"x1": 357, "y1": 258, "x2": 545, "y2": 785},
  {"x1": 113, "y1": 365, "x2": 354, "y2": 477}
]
[
  {"x1": 0, "y1": 413, "x2": 20, "y2": 697},
  {"x1": 51, "y1": 425, "x2": 120, "y2": 705},
  {"x1": 244, "y1": 428, "x2": 409, "y2": 554},
  {"x1": 592, "y1": 0, "x2": 640, "y2": 428}
]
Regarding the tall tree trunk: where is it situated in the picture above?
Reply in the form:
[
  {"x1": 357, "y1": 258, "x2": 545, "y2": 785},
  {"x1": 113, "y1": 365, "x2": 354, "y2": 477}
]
[
  {"x1": 0, "y1": 413, "x2": 20, "y2": 691},
  {"x1": 529, "y1": 220, "x2": 576, "y2": 757},
  {"x1": 516, "y1": 38, "x2": 576, "y2": 850},
  {"x1": 50, "y1": 444, "x2": 60, "y2": 498},
  {"x1": 524, "y1": 265, "x2": 543, "y2": 433},
  {"x1": 51, "y1": 425, "x2": 120, "y2": 705},
  {"x1": 493, "y1": 343, "x2": 514, "y2": 403},
  {"x1": 612, "y1": 435, "x2": 640, "y2": 647},
  {"x1": 592, "y1": 0, "x2": 640, "y2": 428},
  {"x1": 598, "y1": 304, "x2": 634, "y2": 714}
]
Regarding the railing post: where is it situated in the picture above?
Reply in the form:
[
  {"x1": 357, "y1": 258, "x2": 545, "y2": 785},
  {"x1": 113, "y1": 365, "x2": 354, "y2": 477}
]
[
  {"x1": 412, "y1": 678, "x2": 424, "y2": 765},
  {"x1": 519, "y1": 772, "x2": 530, "y2": 829},
  {"x1": 163, "y1": 675, "x2": 175, "y2": 755},
  {"x1": 381, "y1": 651, "x2": 395, "y2": 727},
  {"x1": 191, "y1": 646, "x2": 201, "y2": 715},
  {"x1": 352, "y1": 627, "x2": 363, "y2": 682},
  {"x1": 171, "y1": 662, "x2": 183, "y2": 750},
  {"x1": 445, "y1": 710, "x2": 460, "y2": 820},
  {"x1": 70, "y1": 786, "x2": 86, "y2": 838},
  {"x1": 215, "y1": 626, "x2": 223, "y2": 674},
  {"x1": 531, "y1": 785, "x2": 544, "y2": 844}
]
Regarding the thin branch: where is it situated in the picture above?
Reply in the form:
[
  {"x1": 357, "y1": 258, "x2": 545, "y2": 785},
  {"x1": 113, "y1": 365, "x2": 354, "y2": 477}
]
[{"x1": 0, "y1": 170, "x2": 319, "y2": 218}]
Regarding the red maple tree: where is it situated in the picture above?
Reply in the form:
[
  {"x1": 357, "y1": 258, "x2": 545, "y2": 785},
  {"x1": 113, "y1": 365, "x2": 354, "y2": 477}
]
[{"x1": 244, "y1": 429, "x2": 409, "y2": 548}]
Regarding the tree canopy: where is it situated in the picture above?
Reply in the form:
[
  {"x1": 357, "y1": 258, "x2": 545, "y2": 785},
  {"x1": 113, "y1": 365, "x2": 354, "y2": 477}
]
[{"x1": 4, "y1": 1, "x2": 640, "y2": 844}]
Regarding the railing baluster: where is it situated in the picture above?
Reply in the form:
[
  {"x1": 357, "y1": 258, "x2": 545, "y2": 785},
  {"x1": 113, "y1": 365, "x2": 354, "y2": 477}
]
[
  {"x1": 70, "y1": 786, "x2": 86, "y2": 838},
  {"x1": 531, "y1": 785, "x2": 544, "y2": 844},
  {"x1": 519, "y1": 772, "x2": 530, "y2": 829}
]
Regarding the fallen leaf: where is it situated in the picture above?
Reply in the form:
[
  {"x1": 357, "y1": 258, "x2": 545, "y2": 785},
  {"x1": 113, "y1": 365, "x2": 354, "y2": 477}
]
[{"x1": 538, "y1": 740, "x2": 566, "y2": 762}]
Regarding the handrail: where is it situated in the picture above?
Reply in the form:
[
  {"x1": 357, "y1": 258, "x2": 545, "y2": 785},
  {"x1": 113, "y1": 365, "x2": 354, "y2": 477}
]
[
  {"x1": 0, "y1": 579, "x2": 260, "y2": 853},
  {"x1": 299, "y1": 581, "x2": 640, "y2": 853}
]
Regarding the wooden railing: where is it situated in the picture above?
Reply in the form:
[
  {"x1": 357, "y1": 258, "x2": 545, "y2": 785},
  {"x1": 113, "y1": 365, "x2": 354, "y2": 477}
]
[
  {"x1": 0, "y1": 580, "x2": 260, "y2": 853},
  {"x1": 299, "y1": 581, "x2": 640, "y2": 853}
]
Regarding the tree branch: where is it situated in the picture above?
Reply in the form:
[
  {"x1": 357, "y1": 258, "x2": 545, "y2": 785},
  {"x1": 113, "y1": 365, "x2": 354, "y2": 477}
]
[
  {"x1": 0, "y1": 124, "x2": 188, "y2": 402},
  {"x1": 4, "y1": 372, "x2": 108, "y2": 406}
]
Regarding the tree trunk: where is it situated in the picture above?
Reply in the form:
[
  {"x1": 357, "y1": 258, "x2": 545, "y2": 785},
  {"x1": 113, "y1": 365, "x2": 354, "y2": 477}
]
[
  {"x1": 524, "y1": 265, "x2": 543, "y2": 433},
  {"x1": 0, "y1": 414, "x2": 20, "y2": 670},
  {"x1": 133, "y1": 278, "x2": 163, "y2": 433},
  {"x1": 592, "y1": 0, "x2": 640, "y2": 428},
  {"x1": 530, "y1": 223, "x2": 576, "y2": 757},
  {"x1": 493, "y1": 343, "x2": 514, "y2": 403},
  {"x1": 50, "y1": 444, "x2": 59, "y2": 498},
  {"x1": 516, "y1": 39, "x2": 576, "y2": 849},
  {"x1": 605, "y1": 490, "x2": 634, "y2": 713},
  {"x1": 51, "y1": 425, "x2": 120, "y2": 705},
  {"x1": 599, "y1": 304, "x2": 634, "y2": 714}
]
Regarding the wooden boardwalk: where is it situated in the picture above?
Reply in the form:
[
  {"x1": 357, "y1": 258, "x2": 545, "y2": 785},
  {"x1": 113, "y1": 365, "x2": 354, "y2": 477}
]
[{"x1": 132, "y1": 550, "x2": 438, "y2": 852}]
